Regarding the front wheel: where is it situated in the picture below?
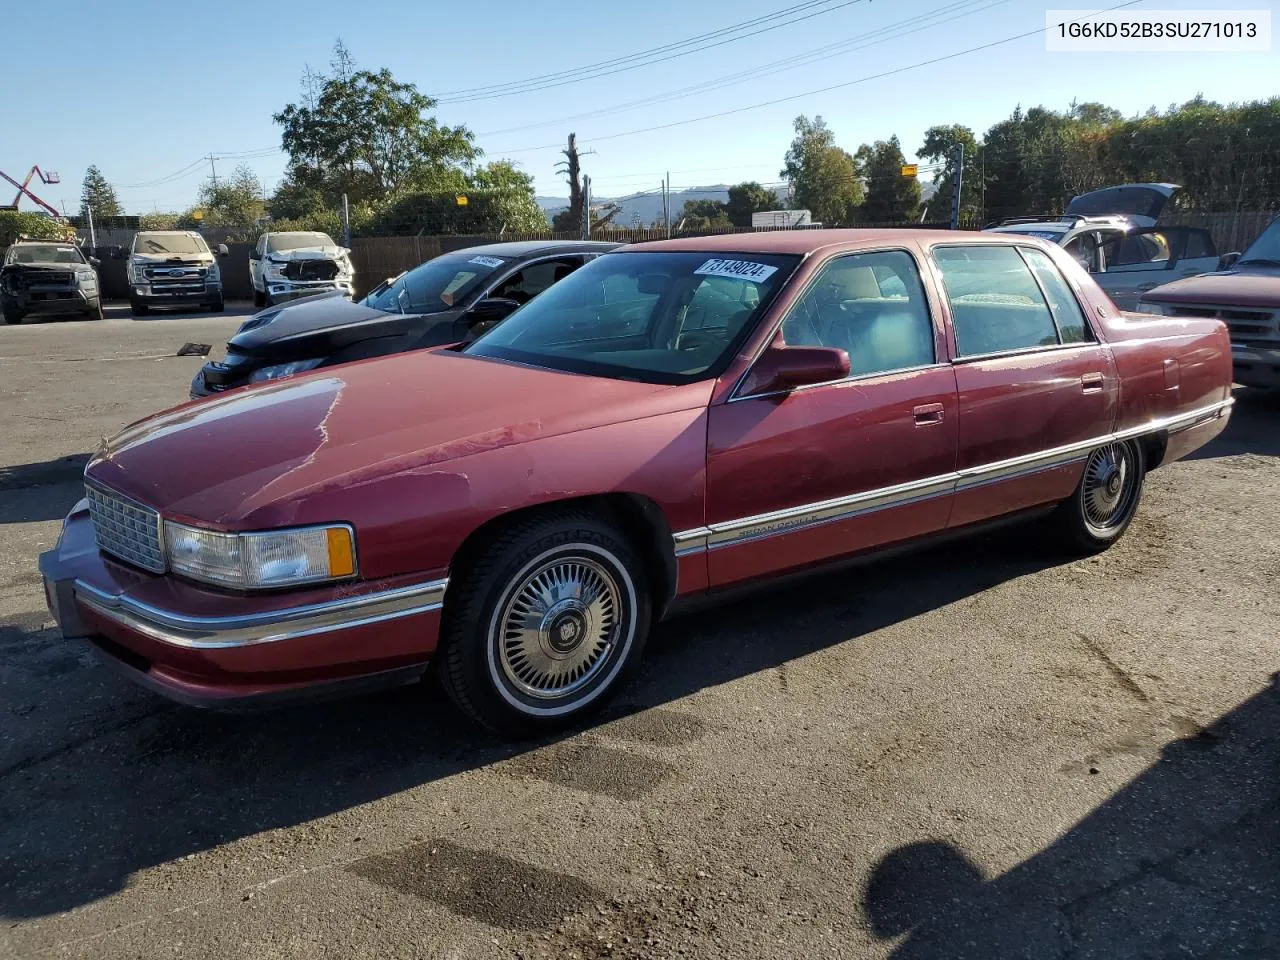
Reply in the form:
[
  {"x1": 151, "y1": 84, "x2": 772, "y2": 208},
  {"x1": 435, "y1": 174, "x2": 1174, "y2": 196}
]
[
  {"x1": 84, "y1": 300, "x2": 104, "y2": 321},
  {"x1": 1052, "y1": 439, "x2": 1145, "y2": 553},
  {"x1": 130, "y1": 300, "x2": 149, "y2": 317},
  {"x1": 253, "y1": 287, "x2": 265, "y2": 308},
  {"x1": 437, "y1": 511, "x2": 651, "y2": 736},
  {"x1": 2, "y1": 310, "x2": 21, "y2": 325},
  {"x1": 208, "y1": 298, "x2": 224, "y2": 313}
]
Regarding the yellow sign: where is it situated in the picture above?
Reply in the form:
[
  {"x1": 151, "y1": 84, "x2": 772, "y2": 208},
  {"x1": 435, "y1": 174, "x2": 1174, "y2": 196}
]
[
  {"x1": 455, "y1": 195, "x2": 469, "y2": 206},
  {"x1": 900, "y1": 164, "x2": 919, "y2": 178},
  {"x1": 191, "y1": 209, "x2": 204, "y2": 220}
]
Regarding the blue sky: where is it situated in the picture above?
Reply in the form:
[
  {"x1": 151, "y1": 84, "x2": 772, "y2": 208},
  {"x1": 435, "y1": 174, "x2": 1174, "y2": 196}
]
[{"x1": 2, "y1": 0, "x2": 1274, "y2": 212}]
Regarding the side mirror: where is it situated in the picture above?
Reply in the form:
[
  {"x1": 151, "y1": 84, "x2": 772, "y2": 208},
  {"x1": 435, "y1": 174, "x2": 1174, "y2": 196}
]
[
  {"x1": 89, "y1": 257, "x2": 101, "y2": 268},
  {"x1": 109, "y1": 246, "x2": 126, "y2": 260},
  {"x1": 216, "y1": 243, "x2": 230, "y2": 258},
  {"x1": 740, "y1": 342, "x2": 851, "y2": 396},
  {"x1": 1218, "y1": 251, "x2": 1241, "y2": 271},
  {"x1": 248, "y1": 251, "x2": 260, "y2": 261},
  {"x1": 468, "y1": 297, "x2": 521, "y2": 324}
]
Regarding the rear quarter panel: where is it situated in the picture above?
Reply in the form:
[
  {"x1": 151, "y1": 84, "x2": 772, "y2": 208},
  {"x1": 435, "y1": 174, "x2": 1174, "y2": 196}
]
[{"x1": 1044, "y1": 243, "x2": 1232, "y2": 434}]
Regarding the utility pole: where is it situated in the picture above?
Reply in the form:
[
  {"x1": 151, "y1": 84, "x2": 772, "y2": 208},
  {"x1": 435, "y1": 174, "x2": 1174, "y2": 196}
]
[
  {"x1": 664, "y1": 173, "x2": 671, "y2": 239},
  {"x1": 341, "y1": 193, "x2": 351, "y2": 247},
  {"x1": 949, "y1": 143, "x2": 964, "y2": 230},
  {"x1": 208, "y1": 154, "x2": 218, "y2": 192},
  {"x1": 86, "y1": 206, "x2": 96, "y2": 250},
  {"x1": 582, "y1": 175, "x2": 591, "y2": 240}
]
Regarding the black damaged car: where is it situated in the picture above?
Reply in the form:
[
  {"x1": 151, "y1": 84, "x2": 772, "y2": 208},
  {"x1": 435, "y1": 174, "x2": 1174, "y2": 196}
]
[
  {"x1": 191, "y1": 240, "x2": 620, "y2": 398},
  {"x1": 1, "y1": 237, "x2": 103, "y2": 324}
]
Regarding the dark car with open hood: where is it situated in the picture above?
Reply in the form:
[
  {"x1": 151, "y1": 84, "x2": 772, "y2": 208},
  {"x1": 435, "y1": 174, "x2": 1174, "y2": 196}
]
[{"x1": 190, "y1": 239, "x2": 620, "y2": 398}]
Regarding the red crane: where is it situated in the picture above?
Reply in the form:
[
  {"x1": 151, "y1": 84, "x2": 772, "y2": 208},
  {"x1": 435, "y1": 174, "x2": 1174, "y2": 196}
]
[{"x1": 0, "y1": 165, "x2": 63, "y2": 217}]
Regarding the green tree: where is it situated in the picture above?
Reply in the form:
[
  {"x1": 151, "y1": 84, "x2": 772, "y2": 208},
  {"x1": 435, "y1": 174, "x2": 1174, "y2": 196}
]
[
  {"x1": 79, "y1": 166, "x2": 122, "y2": 220},
  {"x1": 780, "y1": 115, "x2": 863, "y2": 225},
  {"x1": 725, "y1": 181, "x2": 777, "y2": 226},
  {"x1": 854, "y1": 136, "x2": 922, "y2": 223},
  {"x1": 918, "y1": 125, "x2": 980, "y2": 218},
  {"x1": 0, "y1": 211, "x2": 75, "y2": 248},
  {"x1": 194, "y1": 163, "x2": 265, "y2": 227},
  {"x1": 469, "y1": 160, "x2": 549, "y2": 232},
  {"x1": 274, "y1": 40, "x2": 477, "y2": 209},
  {"x1": 677, "y1": 198, "x2": 732, "y2": 230}
]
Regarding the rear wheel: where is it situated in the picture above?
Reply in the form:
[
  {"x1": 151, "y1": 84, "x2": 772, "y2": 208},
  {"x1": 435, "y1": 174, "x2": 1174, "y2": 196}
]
[
  {"x1": 1052, "y1": 439, "x2": 1145, "y2": 553},
  {"x1": 437, "y1": 511, "x2": 651, "y2": 736}
]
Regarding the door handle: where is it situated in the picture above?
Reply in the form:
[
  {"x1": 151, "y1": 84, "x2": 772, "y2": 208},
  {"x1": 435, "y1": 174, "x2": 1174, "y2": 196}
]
[
  {"x1": 1137, "y1": 281, "x2": 1159, "y2": 291},
  {"x1": 1081, "y1": 372, "x2": 1105, "y2": 393},
  {"x1": 913, "y1": 403, "x2": 945, "y2": 425}
]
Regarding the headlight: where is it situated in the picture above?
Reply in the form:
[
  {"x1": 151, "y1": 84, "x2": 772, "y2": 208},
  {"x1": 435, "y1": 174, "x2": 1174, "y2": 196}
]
[
  {"x1": 206, "y1": 263, "x2": 220, "y2": 283},
  {"x1": 163, "y1": 521, "x2": 356, "y2": 589},
  {"x1": 76, "y1": 269, "x2": 96, "y2": 283},
  {"x1": 265, "y1": 261, "x2": 288, "y2": 279},
  {"x1": 131, "y1": 262, "x2": 149, "y2": 284},
  {"x1": 248, "y1": 358, "x2": 325, "y2": 382},
  {"x1": 1134, "y1": 302, "x2": 1166, "y2": 315},
  {"x1": 338, "y1": 257, "x2": 354, "y2": 277}
]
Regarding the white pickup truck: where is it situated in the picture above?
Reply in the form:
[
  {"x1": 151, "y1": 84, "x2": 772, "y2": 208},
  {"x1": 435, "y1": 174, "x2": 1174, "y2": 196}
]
[{"x1": 248, "y1": 231, "x2": 355, "y2": 308}]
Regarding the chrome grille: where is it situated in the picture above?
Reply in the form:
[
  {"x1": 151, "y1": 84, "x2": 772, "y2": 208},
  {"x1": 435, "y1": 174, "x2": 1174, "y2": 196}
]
[{"x1": 85, "y1": 484, "x2": 166, "y2": 573}]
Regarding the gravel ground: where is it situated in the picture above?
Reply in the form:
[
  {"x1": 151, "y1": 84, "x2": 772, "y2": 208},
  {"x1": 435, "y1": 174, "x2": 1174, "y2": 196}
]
[{"x1": 1, "y1": 309, "x2": 1277, "y2": 959}]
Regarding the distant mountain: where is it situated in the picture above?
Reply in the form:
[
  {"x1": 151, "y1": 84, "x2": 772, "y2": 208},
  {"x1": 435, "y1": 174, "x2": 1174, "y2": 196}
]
[
  {"x1": 537, "y1": 184, "x2": 790, "y2": 227},
  {"x1": 540, "y1": 180, "x2": 939, "y2": 226}
]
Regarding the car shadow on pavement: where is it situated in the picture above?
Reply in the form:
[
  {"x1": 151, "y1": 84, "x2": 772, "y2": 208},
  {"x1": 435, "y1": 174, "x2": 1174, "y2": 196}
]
[
  {"x1": 1189, "y1": 387, "x2": 1280, "y2": 460},
  {"x1": 1, "y1": 523, "x2": 1067, "y2": 920},
  {"x1": 0, "y1": 456, "x2": 88, "y2": 525},
  {"x1": 862, "y1": 684, "x2": 1280, "y2": 958}
]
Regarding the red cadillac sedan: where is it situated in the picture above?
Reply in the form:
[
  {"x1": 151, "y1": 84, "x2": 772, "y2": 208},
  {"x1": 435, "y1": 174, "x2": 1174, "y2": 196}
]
[{"x1": 40, "y1": 230, "x2": 1233, "y2": 733}]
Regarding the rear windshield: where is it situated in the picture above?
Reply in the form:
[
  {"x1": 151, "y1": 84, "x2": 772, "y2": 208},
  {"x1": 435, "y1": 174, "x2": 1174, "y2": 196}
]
[
  {"x1": 6, "y1": 244, "x2": 86, "y2": 265},
  {"x1": 268, "y1": 232, "x2": 336, "y2": 252},
  {"x1": 133, "y1": 233, "x2": 209, "y2": 256},
  {"x1": 463, "y1": 250, "x2": 799, "y2": 385}
]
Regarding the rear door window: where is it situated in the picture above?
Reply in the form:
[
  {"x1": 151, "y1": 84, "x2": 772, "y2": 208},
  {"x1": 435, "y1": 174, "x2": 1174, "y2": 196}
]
[
  {"x1": 932, "y1": 245, "x2": 1061, "y2": 356},
  {"x1": 1019, "y1": 248, "x2": 1092, "y2": 344}
]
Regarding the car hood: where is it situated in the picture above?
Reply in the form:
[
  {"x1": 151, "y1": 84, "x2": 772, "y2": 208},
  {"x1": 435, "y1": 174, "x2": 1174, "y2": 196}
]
[
  {"x1": 85, "y1": 349, "x2": 712, "y2": 527},
  {"x1": 131, "y1": 252, "x2": 214, "y2": 266},
  {"x1": 227, "y1": 296, "x2": 455, "y2": 353},
  {"x1": 265, "y1": 246, "x2": 344, "y2": 262},
  {"x1": 1142, "y1": 269, "x2": 1280, "y2": 309}
]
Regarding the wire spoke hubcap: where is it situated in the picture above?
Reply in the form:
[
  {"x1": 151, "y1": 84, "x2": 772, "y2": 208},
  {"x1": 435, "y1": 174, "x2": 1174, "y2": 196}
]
[
  {"x1": 1082, "y1": 442, "x2": 1136, "y2": 530},
  {"x1": 497, "y1": 557, "x2": 621, "y2": 700}
]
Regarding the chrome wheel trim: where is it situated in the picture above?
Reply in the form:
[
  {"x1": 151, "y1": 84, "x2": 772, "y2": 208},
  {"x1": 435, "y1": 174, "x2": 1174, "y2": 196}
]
[
  {"x1": 1081, "y1": 442, "x2": 1138, "y2": 534},
  {"x1": 485, "y1": 543, "x2": 638, "y2": 717}
]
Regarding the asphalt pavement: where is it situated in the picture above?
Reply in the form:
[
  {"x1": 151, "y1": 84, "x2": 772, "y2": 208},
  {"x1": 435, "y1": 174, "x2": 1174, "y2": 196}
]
[{"x1": 1, "y1": 307, "x2": 1277, "y2": 959}]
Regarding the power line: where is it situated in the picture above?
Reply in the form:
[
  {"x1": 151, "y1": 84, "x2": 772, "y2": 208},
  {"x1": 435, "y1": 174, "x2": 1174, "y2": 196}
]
[
  {"x1": 494, "y1": 1, "x2": 1145, "y2": 157},
  {"x1": 438, "y1": 0, "x2": 870, "y2": 103},
  {"x1": 114, "y1": 147, "x2": 284, "y2": 191},
  {"x1": 478, "y1": 0, "x2": 1005, "y2": 138}
]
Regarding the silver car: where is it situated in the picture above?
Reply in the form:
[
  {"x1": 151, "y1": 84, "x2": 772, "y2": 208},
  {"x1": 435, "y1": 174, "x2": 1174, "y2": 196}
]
[{"x1": 986, "y1": 184, "x2": 1224, "y2": 311}]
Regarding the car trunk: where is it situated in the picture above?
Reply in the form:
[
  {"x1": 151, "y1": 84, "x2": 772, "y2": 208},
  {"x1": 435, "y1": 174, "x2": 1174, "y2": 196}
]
[{"x1": 1066, "y1": 184, "x2": 1179, "y2": 226}]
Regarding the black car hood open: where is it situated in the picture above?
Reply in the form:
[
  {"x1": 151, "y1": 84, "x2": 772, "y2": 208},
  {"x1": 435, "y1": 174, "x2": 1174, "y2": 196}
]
[{"x1": 228, "y1": 295, "x2": 465, "y2": 359}]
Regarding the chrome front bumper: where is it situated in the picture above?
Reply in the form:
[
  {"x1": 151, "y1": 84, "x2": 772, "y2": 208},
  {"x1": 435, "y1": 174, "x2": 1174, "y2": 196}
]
[{"x1": 267, "y1": 280, "x2": 353, "y2": 302}]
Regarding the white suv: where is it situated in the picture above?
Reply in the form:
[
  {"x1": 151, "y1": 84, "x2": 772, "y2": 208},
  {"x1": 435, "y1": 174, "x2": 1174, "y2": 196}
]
[{"x1": 249, "y1": 231, "x2": 355, "y2": 308}]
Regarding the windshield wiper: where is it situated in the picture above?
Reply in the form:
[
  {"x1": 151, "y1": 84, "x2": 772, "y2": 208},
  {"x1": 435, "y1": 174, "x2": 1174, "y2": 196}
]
[{"x1": 1237, "y1": 257, "x2": 1280, "y2": 267}]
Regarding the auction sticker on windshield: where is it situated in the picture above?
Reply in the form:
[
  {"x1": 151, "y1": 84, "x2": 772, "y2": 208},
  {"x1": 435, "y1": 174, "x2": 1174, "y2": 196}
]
[
  {"x1": 694, "y1": 259, "x2": 779, "y2": 283},
  {"x1": 469, "y1": 256, "x2": 505, "y2": 268}
]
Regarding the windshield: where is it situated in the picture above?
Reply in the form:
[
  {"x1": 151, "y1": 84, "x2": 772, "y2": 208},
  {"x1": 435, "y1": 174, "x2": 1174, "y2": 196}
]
[
  {"x1": 1239, "y1": 218, "x2": 1280, "y2": 265},
  {"x1": 133, "y1": 233, "x2": 209, "y2": 256},
  {"x1": 361, "y1": 252, "x2": 510, "y2": 315},
  {"x1": 268, "y1": 232, "x2": 336, "y2": 252},
  {"x1": 6, "y1": 244, "x2": 85, "y2": 265},
  {"x1": 463, "y1": 250, "x2": 799, "y2": 385}
]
